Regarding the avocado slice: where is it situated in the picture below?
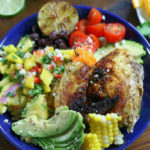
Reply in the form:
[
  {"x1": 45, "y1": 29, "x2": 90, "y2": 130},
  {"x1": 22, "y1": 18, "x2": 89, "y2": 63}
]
[
  {"x1": 33, "y1": 113, "x2": 84, "y2": 150},
  {"x1": 12, "y1": 106, "x2": 76, "y2": 137},
  {"x1": 94, "y1": 40, "x2": 146, "y2": 64}
]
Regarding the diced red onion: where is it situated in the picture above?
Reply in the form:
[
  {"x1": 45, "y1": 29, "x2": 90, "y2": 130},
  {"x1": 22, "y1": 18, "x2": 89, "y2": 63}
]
[{"x1": 0, "y1": 84, "x2": 21, "y2": 104}]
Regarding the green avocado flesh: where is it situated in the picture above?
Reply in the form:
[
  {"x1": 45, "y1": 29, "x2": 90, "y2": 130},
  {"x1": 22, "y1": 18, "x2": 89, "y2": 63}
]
[
  {"x1": 12, "y1": 106, "x2": 85, "y2": 150},
  {"x1": 94, "y1": 40, "x2": 146, "y2": 64}
]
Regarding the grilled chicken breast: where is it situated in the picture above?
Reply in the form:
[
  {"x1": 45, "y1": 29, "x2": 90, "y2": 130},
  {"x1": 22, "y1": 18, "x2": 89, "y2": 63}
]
[
  {"x1": 87, "y1": 49, "x2": 144, "y2": 132},
  {"x1": 48, "y1": 49, "x2": 144, "y2": 132},
  {"x1": 51, "y1": 62, "x2": 90, "y2": 108}
]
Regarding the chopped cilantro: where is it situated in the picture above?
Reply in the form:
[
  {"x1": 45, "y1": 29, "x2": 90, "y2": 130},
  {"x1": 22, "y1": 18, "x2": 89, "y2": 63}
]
[
  {"x1": 0, "y1": 58, "x2": 7, "y2": 65},
  {"x1": 42, "y1": 55, "x2": 51, "y2": 64},
  {"x1": 12, "y1": 55, "x2": 17, "y2": 60},
  {"x1": 137, "y1": 22, "x2": 150, "y2": 36},
  {"x1": 14, "y1": 71, "x2": 25, "y2": 83},
  {"x1": 51, "y1": 77, "x2": 57, "y2": 85},
  {"x1": 6, "y1": 91, "x2": 15, "y2": 97},
  {"x1": 29, "y1": 84, "x2": 43, "y2": 96},
  {"x1": 16, "y1": 51, "x2": 25, "y2": 58},
  {"x1": 55, "y1": 65, "x2": 65, "y2": 74},
  {"x1": 22, "y1": 108, "x2": 28, "y2": 117},
  {"x1": 0, "y1": 86, "x2": 2, "y2": 92}
]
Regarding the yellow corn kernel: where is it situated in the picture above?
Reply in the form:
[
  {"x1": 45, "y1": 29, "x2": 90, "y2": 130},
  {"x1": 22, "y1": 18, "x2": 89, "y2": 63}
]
[
  {"x1": 3, "y1": 45, "x2": 17, "y2": 54},
  {"x1": 24, "y1": 55, "x2": 36, "y2": 71},
  {"x1": 7, "y1": 53, "x2": 23, "y2": 64},
  {"x1": 82, "y1": 133, "x2": 101, "y2": 150},
  {"x1": 24, "y1": 75, "x2": 35, "y2": 89},
  {"x1": 0, "y1": 103, "x2": 7, "y2": 115},
  {"x1": 40, "y1": 69, "x2": 53, "y2": 87},
  {"x1": 87, "y1": 113, "x2": 124, "y2": 149}
]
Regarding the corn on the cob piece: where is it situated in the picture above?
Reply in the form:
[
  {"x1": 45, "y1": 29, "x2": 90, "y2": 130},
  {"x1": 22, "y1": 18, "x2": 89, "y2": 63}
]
[
  {"x1": 82, "y1": 133, "x2": 101, "y2": 150},
  {"x1": 84, "y1": 113, "x2": 124, "y2": 149}
]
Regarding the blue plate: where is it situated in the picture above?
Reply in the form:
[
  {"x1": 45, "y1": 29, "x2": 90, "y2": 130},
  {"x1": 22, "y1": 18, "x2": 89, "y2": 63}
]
[{"x1": 0, "y1": 5, "x2": 150, "y2": 150}]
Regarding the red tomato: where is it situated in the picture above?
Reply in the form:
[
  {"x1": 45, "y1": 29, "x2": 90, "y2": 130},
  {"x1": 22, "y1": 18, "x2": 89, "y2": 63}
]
[
  {"x1": 49, "y1": 64, "x2": 53, "y2": 70},
  {"x1": 104, "y1": 23, "x2": 126, "y2": 43},
  {"x1": 88, "y1": 34, "x2": 100, "y2": 52},
  {"x1": 87, "y1": 8, "x2": 102, "y2": 25},
  {"x1": 69, "y1": 31, "x2": 88, "y2": 47},
  {"x1": 30, "y1": 66, "x2": 36, "y2": 72},
  {"x1": 77, "y1": 19, "x2": 87, "y2": 33},
  {"x1": 52, "y1": 56, "x2": 61, "y2": 62},
  {"x1": 86, "y1": 23, "x2": 106, "y2": 37},
  {"x1": 56, "y1": 74, "x2": 62, "y2": 79},
  {"x1": 34, "y1": 76, "x2": 40, "y2": 83}
]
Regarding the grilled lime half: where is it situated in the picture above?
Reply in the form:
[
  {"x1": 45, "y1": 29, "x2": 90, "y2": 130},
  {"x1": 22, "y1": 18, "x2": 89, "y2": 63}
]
[{"x1": 38, "y1": 0, "x2": 79, "y2": 36}]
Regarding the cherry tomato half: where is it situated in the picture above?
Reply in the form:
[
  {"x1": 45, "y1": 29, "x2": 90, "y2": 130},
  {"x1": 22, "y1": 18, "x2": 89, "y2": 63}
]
[
  {"x1": 86, "y1": 23, "x2": 106, "y2": 37},
  {"x1": 87, "y1": 8, "x2": 102, "y2": 25},
  {"x1": 52, "y1": 56, "x2": 61, "y2": 62},
  {"x1": 69, "y1": 31, "x2": 88, "y2": 47},
  {"x1": 104, "y1": 23, "x2": 126, "y2": 43},
  {"x1": 88, "y1": 34, "x2": 100, "y2": 52},
  {"x1": 34, "y1": 76, "x2": 40, "y2": 83},
  {"x1": 77, "y1": 19, "x2": 87, "y2": 33}
]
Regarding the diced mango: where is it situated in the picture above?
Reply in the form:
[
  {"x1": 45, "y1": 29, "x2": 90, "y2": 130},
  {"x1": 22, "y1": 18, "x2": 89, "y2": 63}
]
[
  {"x1": 60, "y1": 49, "x2": 74, "y2": 59},
  {"x1": 0, "y1": 103, "x2": 7, "y2": 115},
  {"x1": 43, "y1": 83, "x2": 51, "y2": 92},
  {"x1": 3, "y1": 45, "x2": 17, "y2": 54},
  {"x1": 7, "y1": 53, "x2": 23, "y2": 64},
  {"x1": 24, "y1": 75, "x2": 35, "y2": 89},
  {"x1": 40, "y1": 69, "x2": 53, "y2": 87},
  {"x1": 24, "y1": 56, "x2": 36, "y2": 71},
  {"x1": 23, "y1": 88, "x2": 29, "y2": 95}
]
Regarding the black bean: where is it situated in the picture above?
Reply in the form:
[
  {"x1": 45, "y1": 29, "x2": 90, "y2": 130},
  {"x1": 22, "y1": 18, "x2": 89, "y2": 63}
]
[
  {"x1": 58, "y1": 40, "x2": 67, "y2": 49},
  {"x1": 49, "y1": 31, "x2": 57, "y2": 40},
  {"x1": 49, "y1": 44, "x2": 57, "y2": 49},
  {"x1": 57, "y1": 30, "x2": 67, "y2": 38},
  {"x1": 38, "y1": 38, "x2": 50, "y2": 46},
  {"x1": 29, "y1": 33, "x2": 40, "y2": 41}
]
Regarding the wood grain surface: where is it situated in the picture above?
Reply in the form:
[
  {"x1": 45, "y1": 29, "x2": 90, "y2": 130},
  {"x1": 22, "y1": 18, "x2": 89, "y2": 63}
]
[{"x1": 0, "y1": 0, "x2": 150, "y2": 150}]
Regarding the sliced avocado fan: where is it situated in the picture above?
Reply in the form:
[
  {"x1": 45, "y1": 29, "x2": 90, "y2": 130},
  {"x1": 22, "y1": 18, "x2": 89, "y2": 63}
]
[
  {"x1": 94, "y1": 40, "x2": 146, "y2": 64},
  {"x1": 12, "y1": 106, "x2": 85, "y2": 150}
]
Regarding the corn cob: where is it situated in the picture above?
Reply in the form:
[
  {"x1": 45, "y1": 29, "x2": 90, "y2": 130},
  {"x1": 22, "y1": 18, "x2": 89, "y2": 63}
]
[
  {"x1": 84, "y1": 113, "x2": 124, "y2": 149},
  {"x1": 82, "y1": 133, "x2": 101, "y2": 150}
]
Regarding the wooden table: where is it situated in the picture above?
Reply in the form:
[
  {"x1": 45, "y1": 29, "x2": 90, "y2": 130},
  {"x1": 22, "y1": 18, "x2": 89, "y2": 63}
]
[{"x1": 0, "y1": 0, "x2": 150, "y2": 149}]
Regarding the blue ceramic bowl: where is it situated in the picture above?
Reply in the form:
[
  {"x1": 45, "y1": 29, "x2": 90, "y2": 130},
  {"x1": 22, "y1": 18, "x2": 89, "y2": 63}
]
[{"x1": 0, "y1": 5, "x2": 150, "y2": 150}]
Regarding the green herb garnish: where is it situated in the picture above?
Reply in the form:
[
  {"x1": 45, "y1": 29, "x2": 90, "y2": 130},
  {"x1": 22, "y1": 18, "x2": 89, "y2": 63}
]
[
  {"x1": 42, "y1": 55, "x2": 51, "y2": 64},
  {"x1": 29, "y1": 84, "x2": 43, "y2": 96},
  {"x1": 16, "y1": 51, "x2": 25, "y2": 58},
  {"x1": 137, "y1": 22, "x2": 150, "y2": 36}
]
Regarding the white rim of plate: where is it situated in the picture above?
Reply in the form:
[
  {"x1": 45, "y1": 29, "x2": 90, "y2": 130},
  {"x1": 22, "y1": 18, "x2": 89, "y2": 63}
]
[{"x1": 136, "y1": 7, "x2": 150, "y2": 23}]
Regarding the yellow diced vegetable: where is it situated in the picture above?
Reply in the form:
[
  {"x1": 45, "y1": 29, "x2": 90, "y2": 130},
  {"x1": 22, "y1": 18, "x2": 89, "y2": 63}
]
[
  {"x1": 0, "y1": 103, "x2": 7, "y2": 115},
  {"x1": 49, "y1": 46, "x2": 54, "y2": 52},
  {"x1": 60, "y1": 49, "x2": 74, "y2": 59},
  {"x1": 24, "y1": 75, "x2": 35, "y2": 89},
  {"x1": 24, "y1": 56, "x2": 36, "y2": 71},
  {"x1": 3, "y1": 45, "x2": 17, "y2": 54},
  {"x1": 43, "y1": 83, "x2": 51, "y2": 92},
  {"x1": 7, "y1": 53, "x2": 23, "y2": 64},
  {"x1": 40, "y1": 69, "x2": 53, "y2": 87},
  {"x1": 86, "y1": 113, "x2": 124, "y2": 149},
  {"x1": 82, "y1": 133, "x2": 101, "y2": 150},
  {"x1": 23, "y1": 88, "x2": 29, "y2": 95}
]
